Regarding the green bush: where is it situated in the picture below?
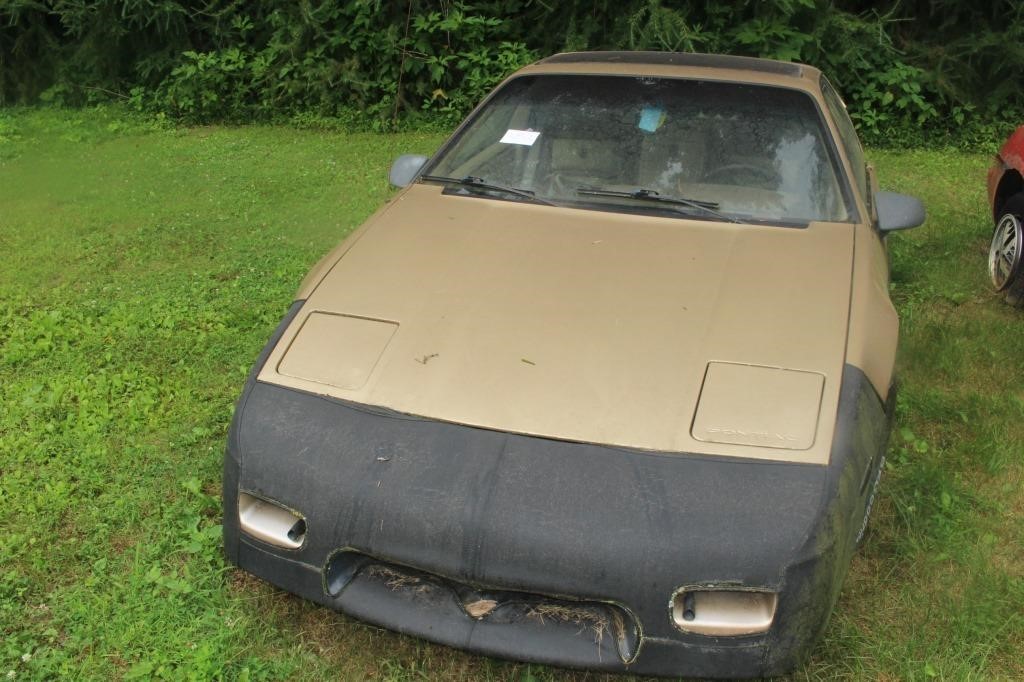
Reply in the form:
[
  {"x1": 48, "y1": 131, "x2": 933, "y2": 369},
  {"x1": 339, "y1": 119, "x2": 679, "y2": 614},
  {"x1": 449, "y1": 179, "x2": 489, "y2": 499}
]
[{"x1": 1, "y1": 0, "x2": 1023, "y2": 145}]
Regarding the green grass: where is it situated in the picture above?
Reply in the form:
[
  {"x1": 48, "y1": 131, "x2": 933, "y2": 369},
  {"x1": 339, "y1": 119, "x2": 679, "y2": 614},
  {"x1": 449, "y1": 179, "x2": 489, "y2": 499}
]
[{"x1": 1, "y1": 107, "x2": 1021, "y2": 681}]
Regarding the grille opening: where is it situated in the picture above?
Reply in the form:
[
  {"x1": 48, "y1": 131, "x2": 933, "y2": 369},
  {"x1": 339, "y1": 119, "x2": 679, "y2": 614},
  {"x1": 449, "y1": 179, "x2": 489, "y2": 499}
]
[{"x1": 324, "y1": 551, "x2": 640, "y2": 663}]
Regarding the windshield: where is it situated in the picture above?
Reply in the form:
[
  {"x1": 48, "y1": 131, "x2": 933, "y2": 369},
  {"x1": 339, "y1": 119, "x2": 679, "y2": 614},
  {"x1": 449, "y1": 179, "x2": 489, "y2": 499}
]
[{"x1": 424, "y1": 74, "x2": 853, "y2": 224}]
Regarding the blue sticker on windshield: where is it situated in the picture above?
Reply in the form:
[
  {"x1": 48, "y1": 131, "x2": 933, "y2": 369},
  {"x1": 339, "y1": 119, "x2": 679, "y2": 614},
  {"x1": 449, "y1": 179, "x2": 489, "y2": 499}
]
[{"x1": 638, "y1": 105, "x2": 666, "y2": 133}]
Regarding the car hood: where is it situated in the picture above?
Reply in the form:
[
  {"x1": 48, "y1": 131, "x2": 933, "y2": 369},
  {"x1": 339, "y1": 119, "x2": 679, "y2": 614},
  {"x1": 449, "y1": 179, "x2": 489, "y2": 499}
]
[{"x1": 258, "y1": 184, "x2": 854, "y2": 464}]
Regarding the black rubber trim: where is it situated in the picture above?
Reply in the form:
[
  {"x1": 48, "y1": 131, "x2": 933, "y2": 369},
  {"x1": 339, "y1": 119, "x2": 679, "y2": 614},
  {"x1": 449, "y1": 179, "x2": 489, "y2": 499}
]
[{"x1": 539, "y1": 51, "x2": 804, "y2": 78}]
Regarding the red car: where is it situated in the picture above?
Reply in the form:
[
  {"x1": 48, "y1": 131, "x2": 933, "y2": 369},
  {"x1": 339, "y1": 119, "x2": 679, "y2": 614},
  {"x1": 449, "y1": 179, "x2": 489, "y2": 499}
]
[{"x1": 988, "y1": 125, "x2": 1024, "y2": 305}]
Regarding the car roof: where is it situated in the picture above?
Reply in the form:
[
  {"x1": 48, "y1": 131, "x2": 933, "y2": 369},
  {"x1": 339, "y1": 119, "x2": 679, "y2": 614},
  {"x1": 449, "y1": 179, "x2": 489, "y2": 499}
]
[{"x1": 517, "y1": 51, "x2": 823, "y2": 90}]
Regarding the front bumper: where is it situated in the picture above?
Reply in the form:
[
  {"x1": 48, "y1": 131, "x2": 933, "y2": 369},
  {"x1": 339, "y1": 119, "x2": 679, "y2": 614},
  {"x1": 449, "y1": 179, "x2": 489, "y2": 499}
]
[{"x1": 223, "y1": 302, "x2": 890, "y2": 678}]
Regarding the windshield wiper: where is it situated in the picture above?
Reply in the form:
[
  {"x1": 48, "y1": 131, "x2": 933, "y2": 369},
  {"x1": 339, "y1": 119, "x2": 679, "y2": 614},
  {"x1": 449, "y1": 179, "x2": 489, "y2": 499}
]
[
  {"x1": 420, "y1": 175, "x2": 554, "y2": 206},
  {"x1": 576, "y1": 187, "x2": 740, "y2": 223}
]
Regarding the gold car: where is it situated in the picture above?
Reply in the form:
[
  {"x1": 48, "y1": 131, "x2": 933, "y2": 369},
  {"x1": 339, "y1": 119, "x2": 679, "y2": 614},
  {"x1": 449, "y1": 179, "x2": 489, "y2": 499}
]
[{"x1": 223, "y1": 52, "x2": 924, "y2": 678}]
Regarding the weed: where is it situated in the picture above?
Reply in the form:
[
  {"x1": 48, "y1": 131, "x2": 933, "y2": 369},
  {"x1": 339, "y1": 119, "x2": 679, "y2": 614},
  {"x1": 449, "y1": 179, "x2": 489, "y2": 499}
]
[{"x1": 526, "y1": 604, "x2": 611, "y2": 645}]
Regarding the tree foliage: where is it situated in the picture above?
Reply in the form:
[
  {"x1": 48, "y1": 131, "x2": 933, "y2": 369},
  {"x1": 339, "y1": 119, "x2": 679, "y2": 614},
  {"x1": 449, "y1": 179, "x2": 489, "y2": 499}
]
[{"x1": 1, "y1": 0, "x2": 1022, "y2": 142}]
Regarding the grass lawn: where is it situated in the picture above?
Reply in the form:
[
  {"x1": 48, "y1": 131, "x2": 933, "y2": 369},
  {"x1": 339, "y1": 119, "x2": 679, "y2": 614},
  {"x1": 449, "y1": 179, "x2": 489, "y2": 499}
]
[{"x1": 1, "y1": 107, "x2": 1021, "y2": 681}]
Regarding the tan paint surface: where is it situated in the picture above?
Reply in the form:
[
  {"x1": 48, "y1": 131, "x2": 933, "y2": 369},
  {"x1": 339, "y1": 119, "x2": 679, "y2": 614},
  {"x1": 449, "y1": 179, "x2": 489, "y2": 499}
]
[
  {"x1": 692, "y1": 363, "x2": 825, "y2": 450},
  {"x1": 513, "y1": 59, "x2": 821, "y2": 89},
  {"x1": 845, "y1": 219, "x2": 898, "y2": 399},
  {"x1": 277, "y1": 313, "x2": 398, "y2": 391},
  {"x1": 259, "y1": 184, "x2": 854, "y2": 464}
]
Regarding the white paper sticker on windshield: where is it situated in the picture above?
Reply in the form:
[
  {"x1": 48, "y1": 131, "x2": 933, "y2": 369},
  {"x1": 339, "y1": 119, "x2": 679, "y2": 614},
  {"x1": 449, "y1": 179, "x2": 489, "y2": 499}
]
[{"x1": 500, "y1": 129, "x2": 540, "y2": 146}]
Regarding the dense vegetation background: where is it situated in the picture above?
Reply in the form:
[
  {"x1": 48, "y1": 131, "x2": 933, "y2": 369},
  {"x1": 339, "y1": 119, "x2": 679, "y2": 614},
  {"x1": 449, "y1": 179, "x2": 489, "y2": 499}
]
[{"x1": 2, "y1": 0, "x2": 1022, "y2": 144}]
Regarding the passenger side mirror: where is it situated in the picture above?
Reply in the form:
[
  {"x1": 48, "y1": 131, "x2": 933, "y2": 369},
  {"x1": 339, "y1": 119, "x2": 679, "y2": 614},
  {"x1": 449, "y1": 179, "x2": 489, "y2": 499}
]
[
  {"x1": 389, "y1": 154, "x2": 428, "y2": 188},
  {"x1": 876, "y1": 191, "x2": 925, "y2": 232}
]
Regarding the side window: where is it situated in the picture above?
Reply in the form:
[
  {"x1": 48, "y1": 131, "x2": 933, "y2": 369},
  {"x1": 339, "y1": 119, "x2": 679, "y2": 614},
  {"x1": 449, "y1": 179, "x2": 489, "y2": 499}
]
[{"x1": 820, "y1": 77, "x2": 868, "y2": 204}]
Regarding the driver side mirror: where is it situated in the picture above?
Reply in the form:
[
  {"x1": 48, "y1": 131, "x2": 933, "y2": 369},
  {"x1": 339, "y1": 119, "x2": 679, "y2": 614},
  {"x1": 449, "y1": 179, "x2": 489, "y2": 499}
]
[
  {"x1": 876, "y1": 191, "x2": 925, "y2": 232},
  {"x1": 389, "y1": 154, "x2": 428, "y2": 188}
]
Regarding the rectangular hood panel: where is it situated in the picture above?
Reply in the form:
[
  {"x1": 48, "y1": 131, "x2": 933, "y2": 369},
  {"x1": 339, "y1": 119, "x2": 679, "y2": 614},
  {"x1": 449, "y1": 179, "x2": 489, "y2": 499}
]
[
  {"x1": 278, "y1": 313, "x2": 398, "y2": 391},
  {"x1": 259, "y1": 185, "x2": 853, "y2": 464},
  {"x1": 692, "y1": 363, "x2": 825, "y2": 450}
]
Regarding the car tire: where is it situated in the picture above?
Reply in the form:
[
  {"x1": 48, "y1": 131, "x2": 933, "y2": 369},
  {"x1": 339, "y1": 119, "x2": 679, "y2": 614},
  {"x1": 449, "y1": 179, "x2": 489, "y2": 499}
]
[{"x1": 989, "y1": 193, "x2": 1024, "y2": 307}]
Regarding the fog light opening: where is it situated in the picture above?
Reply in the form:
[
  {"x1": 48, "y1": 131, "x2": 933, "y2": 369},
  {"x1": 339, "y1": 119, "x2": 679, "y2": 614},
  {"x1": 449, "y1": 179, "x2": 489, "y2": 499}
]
[
  {"x1": 671, "y1": 588, "x2": 777, "y2": 636},
  {"x1": 237, "y1": 492, "x2": 306, "y2": 550}
]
